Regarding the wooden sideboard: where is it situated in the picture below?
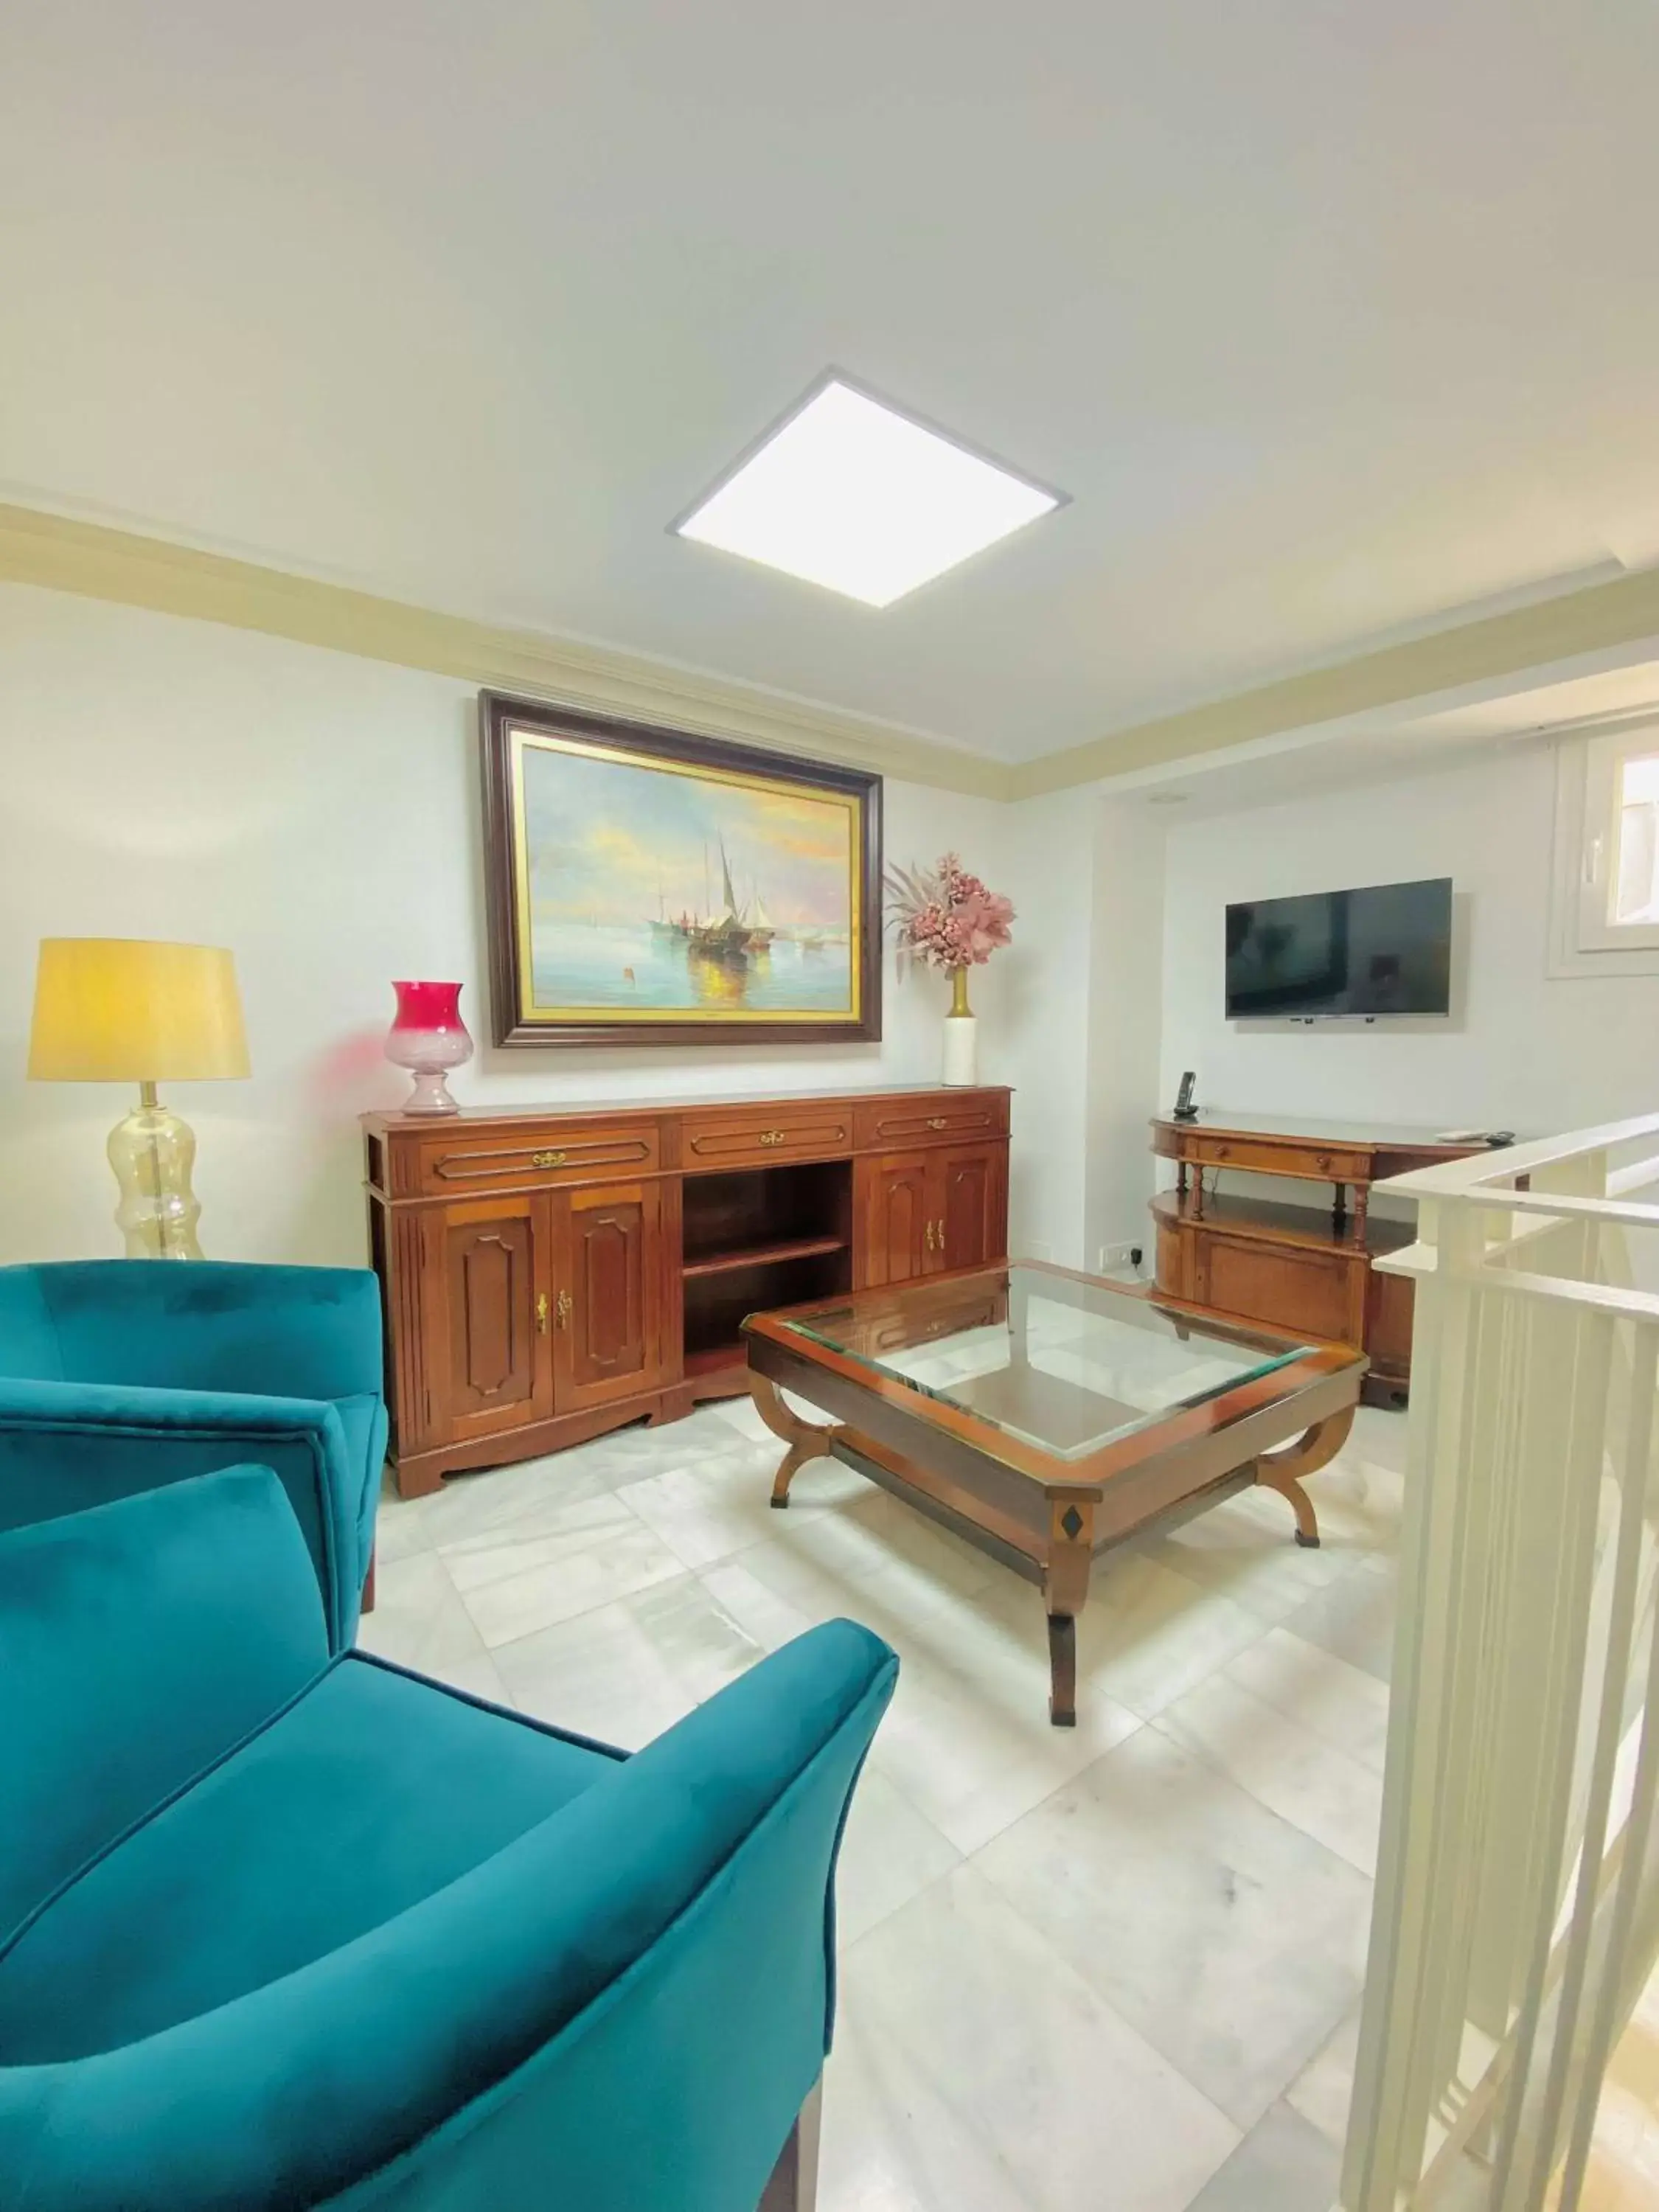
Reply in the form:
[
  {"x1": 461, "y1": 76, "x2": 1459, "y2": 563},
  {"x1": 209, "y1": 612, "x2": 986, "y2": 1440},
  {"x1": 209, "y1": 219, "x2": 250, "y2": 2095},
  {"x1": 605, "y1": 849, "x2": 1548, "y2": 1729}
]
[
  {"x1": 365, "y1": 1085, "x2": 1011, "y2": 1494},
  {"x1": 1150, "y1": 1111, "x2": 1484, "y2": 1402}
]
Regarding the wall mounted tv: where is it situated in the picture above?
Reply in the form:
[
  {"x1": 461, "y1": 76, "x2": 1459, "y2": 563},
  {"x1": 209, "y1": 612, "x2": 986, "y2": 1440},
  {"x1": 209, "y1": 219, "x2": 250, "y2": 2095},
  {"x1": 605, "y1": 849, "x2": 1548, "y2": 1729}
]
[{"x1": 1225, "y1": 877, "x2": 1453, "y2": 1020}]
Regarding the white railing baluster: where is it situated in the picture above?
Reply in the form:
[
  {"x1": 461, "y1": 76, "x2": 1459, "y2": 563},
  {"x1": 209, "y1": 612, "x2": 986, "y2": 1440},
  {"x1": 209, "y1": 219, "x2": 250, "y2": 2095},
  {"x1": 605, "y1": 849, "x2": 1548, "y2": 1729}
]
[
  {"x1": 1546, "y1": 1328, "x2": 1657, "y2": 2208},
  {"x1": 1342, "y1": 1115, "x2": 1659, "y2": 2211}
]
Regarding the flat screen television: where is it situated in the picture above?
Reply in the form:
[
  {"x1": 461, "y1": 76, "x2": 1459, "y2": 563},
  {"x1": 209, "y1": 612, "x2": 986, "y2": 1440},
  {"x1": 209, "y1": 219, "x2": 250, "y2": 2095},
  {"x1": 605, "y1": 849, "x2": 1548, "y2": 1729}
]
[{"x1": 1225, "y1": 877, "x2": 1452, "y2": 1020}]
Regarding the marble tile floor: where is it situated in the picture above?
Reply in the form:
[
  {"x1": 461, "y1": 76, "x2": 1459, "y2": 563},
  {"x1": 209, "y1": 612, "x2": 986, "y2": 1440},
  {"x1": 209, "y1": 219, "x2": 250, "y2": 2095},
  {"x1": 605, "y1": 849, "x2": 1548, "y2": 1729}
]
[{"x1": 364, "y1": 1393, "x2": 1409, "y2": 2212}]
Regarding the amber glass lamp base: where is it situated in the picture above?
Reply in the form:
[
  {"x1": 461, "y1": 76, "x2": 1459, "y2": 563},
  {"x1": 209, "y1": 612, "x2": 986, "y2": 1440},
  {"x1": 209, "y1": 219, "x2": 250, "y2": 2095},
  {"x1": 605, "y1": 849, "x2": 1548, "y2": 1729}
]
[{"x1": 108, "y1": 1082, "x2": 204, "y2": 1259}]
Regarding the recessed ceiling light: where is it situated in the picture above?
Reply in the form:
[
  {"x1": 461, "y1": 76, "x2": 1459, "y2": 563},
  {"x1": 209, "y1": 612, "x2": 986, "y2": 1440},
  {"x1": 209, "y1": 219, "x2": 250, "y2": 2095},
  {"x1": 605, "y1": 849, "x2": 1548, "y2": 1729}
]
[{"x1": 672, "y1": 372, "x2": 1065, "y2": 608}]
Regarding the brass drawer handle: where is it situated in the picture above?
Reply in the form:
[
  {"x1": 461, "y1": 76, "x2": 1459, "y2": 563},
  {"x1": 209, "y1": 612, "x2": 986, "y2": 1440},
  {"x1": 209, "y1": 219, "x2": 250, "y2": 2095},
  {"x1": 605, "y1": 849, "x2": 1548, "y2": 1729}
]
[
  {"x1": 927, "y1": 1116, "x2": 947, "y2": 1130},
  {"x1": 529, "y1": 1150, "x2": 566, "y2": 1169},
  {"x1": 555, "y1": 1288, "x2": 573, "y2": 1329},
  {"x1": 757, "y1": 1128, "x2": 786, "y2": 1147},
  {"x1": 936, "y1": 1217, "x2": 946, "y2": 1254},
  {"x1": 535, "y1": 1292, "x2": 550, "y2": 1335},
  {"x1": 925, "y1": 1220, "x2": 936, "y2": 1251}
]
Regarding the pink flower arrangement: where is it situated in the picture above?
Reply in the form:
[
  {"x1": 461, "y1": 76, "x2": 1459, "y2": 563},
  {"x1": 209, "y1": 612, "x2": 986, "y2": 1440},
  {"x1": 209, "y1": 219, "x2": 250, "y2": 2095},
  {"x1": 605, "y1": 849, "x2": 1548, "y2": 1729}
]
[{"x1": 886, "y1": 853, "x2": 1016, "y2": 975}]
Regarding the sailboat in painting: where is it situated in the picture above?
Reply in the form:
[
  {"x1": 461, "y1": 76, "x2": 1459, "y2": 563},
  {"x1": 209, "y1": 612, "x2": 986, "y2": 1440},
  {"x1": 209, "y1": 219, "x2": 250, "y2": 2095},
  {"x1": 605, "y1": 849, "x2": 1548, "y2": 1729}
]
[{"x1": 689, "y1": 838, "x2": 768, "y2": 960}]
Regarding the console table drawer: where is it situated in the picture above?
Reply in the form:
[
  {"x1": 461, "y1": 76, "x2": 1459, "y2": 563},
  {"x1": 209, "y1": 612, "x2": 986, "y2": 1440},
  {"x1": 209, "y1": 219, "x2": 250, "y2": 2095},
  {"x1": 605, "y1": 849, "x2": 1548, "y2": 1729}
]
[
  {"x1": 854, "y1": 1094, "x2": 1008, "y2": 1149},
  {"x1": 681, "y1": 1105, "x2": 854, "y2": 1168},
  {"x1": 417, "y1": 1123, "x2": 660, "y2": 1193},
  {"x1": 1188, "y1": 1134, "x2": 1368, "y2": 1183}
]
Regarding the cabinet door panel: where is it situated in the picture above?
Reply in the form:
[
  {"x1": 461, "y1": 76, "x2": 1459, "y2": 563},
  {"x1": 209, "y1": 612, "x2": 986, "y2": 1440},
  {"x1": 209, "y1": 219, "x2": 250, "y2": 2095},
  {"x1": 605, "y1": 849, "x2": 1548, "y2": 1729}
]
[
  {"x1": 439, "y1": 1194, "x2": 554, "y2": 1440},
  {"x1": 553, "y1": 1182, "x2": 666, "y2": 1410},
  {"x1": 1195, "y1": 1234, "x2": 1361, "y2": 1345},
  {"x1": 862, "y1": 1154, "x2": 933, "y2": 1287},
  {"x1": 929, "y1": 1144, "x2": 1006, "y2": 1274}
]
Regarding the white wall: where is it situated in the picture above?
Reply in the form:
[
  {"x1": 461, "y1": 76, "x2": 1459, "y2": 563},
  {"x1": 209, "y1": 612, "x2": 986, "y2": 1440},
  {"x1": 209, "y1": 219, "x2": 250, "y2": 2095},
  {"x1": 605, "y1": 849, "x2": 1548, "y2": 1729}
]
[
  {"x1": 995, "y1": 793, "x2": 1096, "y2": 1265},
  {"x1": 988, "y1": 792, "x2": 1169, "y2": 1270},
  {"x1": 1085, "y1": 799, "x2": 1165, "y2": 1265},
  {"x1": 1160, "y1": 742, "x2": 1659, "y2": 1139},
  {"x1": 0, "y1": 584, "x2": 1009, "y2": 1266}
]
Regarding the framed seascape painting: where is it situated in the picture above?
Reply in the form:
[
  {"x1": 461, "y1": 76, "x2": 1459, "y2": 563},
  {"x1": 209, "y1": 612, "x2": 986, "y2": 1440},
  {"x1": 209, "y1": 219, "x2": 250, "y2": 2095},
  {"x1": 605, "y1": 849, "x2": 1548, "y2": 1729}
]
[{"x1": 479, "y1": 694, "x2": 883, "y2": 1047}]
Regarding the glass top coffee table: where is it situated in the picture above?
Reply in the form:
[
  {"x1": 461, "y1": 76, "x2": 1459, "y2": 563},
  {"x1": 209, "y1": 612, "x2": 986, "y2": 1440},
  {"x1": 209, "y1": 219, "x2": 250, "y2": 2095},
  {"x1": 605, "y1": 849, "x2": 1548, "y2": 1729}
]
[{"x1": 742, "y1": 1260, "x2": 1367, "y2": 1725}]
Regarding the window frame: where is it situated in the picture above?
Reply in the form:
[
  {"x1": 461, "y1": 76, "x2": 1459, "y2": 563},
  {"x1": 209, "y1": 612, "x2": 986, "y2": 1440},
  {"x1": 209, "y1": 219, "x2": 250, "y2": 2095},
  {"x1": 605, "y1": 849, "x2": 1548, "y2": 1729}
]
[{"x1": 1549, "y1": 723, "x2": 1659, "y2": 978}]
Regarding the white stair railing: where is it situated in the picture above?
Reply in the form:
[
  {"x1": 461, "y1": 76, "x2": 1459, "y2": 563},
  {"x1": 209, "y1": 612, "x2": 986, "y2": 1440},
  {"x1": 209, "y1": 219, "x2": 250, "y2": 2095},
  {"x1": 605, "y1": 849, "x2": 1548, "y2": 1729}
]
[{"x1": 1343, "y1": 1114, "x2": 1659, "y2": 2211}]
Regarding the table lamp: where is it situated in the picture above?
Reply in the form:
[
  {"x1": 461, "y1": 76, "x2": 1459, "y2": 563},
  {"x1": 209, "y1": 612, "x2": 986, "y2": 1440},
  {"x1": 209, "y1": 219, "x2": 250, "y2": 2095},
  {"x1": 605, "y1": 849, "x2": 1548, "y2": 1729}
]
[{"x1": 27, "y1": 938, "x2": 251, "y2": 1259}]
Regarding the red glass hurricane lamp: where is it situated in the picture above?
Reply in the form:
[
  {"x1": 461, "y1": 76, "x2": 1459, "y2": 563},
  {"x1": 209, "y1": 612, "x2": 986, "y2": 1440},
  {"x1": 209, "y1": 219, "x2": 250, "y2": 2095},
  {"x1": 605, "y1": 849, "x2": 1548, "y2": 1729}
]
[{"x1": 385, "y1": 981, "x2": 473, "y2": 1116}]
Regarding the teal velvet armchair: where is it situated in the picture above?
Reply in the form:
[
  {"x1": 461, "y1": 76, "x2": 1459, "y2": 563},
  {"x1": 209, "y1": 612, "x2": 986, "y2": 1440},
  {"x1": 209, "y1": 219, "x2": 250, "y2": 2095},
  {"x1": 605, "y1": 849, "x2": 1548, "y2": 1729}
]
[
  {"x1": 0, "y1": 1259, "x2": 385, "y2": 1646},
  {"x1": 0, "y1": 1466, "x2": 897, "y2": 2209}
]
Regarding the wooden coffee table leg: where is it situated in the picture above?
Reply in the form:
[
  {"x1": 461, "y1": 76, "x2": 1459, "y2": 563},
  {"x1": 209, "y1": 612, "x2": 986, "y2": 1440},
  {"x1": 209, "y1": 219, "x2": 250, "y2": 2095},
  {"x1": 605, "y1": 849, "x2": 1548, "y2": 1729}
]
[
  {"x1": 1253, "y1": 1405, "x2": 1356, "y2": 1549},
  {"x1": 1043, "y1": 1498, "x2": 1095, "y2": 1727},
  {"x1": 1046, "y1": 1612, "x2": 1077, "y2": 1728},
  {"x1": 751, "y1": 1374, "x2": 841, "y2": 1509}
]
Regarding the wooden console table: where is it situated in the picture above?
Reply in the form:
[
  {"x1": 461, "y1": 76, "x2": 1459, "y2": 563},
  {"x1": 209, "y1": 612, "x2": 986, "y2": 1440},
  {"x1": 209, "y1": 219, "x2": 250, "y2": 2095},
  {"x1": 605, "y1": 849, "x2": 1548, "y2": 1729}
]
[
  {"x1": 364, "y1": 1085, "x2": 1010, "y2": 1494},
  {"x1": 1150, "y1": 1111, "x2": 1482, "y2": 1401}
]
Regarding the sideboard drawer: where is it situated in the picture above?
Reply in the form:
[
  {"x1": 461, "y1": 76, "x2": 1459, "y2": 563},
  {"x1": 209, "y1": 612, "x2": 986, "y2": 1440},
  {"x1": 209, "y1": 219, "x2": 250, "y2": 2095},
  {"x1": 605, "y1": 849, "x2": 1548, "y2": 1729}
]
[
  {"x1": 853, "y1": 1093, "x2": 1009, "y2": 1150},
  {"x1": 417, "y1": 1122, "x2": 660, "y2": 1194},
  {"x1": 681, "y1": 1103, "x2": 855, "y2": 1169},
  {"x1": 1188, "y1": 1134, "x2": 1368, "y2": 1183}
]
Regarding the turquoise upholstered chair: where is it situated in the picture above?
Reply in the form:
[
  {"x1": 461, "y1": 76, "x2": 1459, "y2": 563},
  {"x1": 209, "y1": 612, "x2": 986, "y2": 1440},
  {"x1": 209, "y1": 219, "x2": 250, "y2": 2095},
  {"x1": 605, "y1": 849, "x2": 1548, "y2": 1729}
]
[
  {"x1": 0, "y1": 1466, "x2": 897, "y2": 2210},
  {"x1": 0, "y1": 1259, "x2": 385, "y2": 1646}
]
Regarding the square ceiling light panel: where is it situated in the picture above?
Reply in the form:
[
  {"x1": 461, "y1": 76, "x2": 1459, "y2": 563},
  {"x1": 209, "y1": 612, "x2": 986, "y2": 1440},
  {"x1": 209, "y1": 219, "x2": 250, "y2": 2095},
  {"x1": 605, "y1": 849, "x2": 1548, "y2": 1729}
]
[{"x1": 672, "y1": 373, "x2": 1067, "y2": 608}]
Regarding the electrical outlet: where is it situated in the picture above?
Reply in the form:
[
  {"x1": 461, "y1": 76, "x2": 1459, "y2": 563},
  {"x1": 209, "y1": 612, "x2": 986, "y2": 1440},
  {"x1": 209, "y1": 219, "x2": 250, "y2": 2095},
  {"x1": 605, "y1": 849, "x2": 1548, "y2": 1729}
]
[{"x1": 1097, "y1": 1242, "x2": 1137, "y2": 1273}]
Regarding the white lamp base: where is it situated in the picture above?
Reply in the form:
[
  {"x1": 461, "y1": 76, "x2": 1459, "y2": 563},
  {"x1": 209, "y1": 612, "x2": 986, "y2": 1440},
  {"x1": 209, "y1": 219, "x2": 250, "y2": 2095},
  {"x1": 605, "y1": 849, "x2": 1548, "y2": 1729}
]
[
  {"x1": 942, "y1": 1013, "x2": 978, "y2": 1086},
  {"x1": 108, "y1": 1083, "x2": 203, "y2": 1258}
]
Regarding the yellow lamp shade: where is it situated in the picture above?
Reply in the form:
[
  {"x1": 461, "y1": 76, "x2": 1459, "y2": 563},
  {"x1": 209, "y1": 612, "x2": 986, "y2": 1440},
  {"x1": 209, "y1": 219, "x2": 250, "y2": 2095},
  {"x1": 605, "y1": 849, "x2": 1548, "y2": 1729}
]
[{"x1": 28, "y1": 939, "x2": 250, "y2": 1083}]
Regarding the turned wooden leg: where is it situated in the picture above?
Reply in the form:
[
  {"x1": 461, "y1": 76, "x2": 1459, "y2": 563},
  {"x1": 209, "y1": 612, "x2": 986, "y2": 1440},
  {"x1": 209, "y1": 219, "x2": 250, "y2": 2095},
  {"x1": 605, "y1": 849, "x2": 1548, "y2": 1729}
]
[
  {"x1": 1043, "y1": 1495, "x2": 1095, "y2": 1727},
  {"x1": 1253, "y1": 1404, "x2": 1356, "y2": 1550},
  {"x1": 758, "y1": 2081, "x2": 821, "y2": 2212},
  {"x1": 750, "y1": 1374, "x2": 841, "y2": 1509}
]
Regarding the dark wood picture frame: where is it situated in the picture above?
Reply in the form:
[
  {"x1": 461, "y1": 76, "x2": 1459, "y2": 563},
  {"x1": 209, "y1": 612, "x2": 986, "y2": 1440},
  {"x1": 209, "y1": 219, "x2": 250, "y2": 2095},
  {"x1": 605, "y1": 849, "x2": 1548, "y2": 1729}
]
[{"x1": 480, "y1": 692, "x2": 883, "y2": 1049}]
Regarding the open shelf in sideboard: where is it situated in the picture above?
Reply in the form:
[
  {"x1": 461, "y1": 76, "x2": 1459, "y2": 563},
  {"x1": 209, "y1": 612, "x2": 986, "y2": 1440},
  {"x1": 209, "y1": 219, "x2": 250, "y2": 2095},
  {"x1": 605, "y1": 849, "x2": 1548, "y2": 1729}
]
[{"x1": 1149, "y1": 1190, "x2": 1415, "y2": 1259}]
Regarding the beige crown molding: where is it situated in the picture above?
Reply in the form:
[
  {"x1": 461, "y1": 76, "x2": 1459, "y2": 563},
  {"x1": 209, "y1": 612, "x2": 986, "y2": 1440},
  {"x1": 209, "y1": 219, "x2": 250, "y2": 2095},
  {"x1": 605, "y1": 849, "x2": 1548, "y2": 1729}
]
[
  {"x1": 1011, "y1": 563, "x2": 1659, "y2": 796},
  {"x1": 0, "y1": 501, "x2": 1013, "y2": 801},
  {"x1": 10, "y1": 498, "x2": 1659, "y2": 806}
]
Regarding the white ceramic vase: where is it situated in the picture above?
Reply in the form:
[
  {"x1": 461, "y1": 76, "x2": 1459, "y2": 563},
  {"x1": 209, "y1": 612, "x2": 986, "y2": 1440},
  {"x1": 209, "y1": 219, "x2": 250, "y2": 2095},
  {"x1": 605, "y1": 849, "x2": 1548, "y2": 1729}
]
[
  {"x1": 942, "y1": 967, "x2": 978, "y2": 1085},
  {"x1": 942, "y1": 1012, "x2": 978, "y2": 1085}
]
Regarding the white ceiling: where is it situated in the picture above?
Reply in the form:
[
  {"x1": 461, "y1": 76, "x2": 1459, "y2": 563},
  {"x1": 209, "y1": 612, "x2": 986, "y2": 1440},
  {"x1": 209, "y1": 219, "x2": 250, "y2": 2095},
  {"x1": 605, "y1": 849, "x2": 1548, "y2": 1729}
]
[{"x1": 7, "y1": 2, "x2": 1659, "y2": 765}]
